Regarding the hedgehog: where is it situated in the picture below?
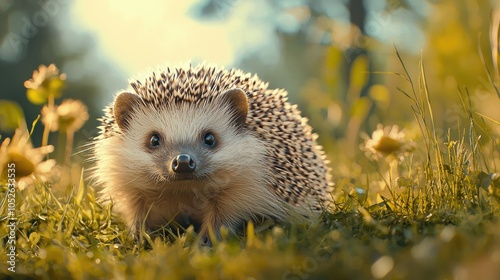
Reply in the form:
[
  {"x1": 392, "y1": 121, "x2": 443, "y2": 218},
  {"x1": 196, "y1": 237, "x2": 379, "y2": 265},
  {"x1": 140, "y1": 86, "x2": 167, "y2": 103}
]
[{"x1": 92, "y1": 63, "x2": 333, "y2": 240}]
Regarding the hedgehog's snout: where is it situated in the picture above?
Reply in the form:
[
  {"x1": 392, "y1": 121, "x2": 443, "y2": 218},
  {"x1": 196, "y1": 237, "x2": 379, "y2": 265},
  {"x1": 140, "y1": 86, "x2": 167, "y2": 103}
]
[{"x1": 171, "y1": 154, "x2": 196, "y2": 173}]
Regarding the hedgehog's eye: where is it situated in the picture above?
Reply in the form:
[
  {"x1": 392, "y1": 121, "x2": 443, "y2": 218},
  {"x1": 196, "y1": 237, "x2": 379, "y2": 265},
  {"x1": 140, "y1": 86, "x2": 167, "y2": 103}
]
[
  {"x1": 203, "y1": 133, "x2": 216, "y2": 147},
  {"x1": 150, "y1": 134, "x2": 161, "y2": 147}
]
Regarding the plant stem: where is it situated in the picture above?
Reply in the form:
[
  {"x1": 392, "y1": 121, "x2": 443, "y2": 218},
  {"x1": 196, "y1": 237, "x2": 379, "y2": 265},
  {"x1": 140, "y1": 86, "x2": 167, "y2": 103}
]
[
  {"x1": 64, "y1": 130, "x2": 74, "y2": 168},
  {"x1": 41, "y1": 95, "x2": 55, "y2": 148}
]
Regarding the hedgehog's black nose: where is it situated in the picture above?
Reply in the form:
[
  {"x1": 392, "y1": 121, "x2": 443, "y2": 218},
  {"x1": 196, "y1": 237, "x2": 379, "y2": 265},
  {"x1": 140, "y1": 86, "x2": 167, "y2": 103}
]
[{"x1": 171, "y1": 154, "x2": 196, "y2": 173}]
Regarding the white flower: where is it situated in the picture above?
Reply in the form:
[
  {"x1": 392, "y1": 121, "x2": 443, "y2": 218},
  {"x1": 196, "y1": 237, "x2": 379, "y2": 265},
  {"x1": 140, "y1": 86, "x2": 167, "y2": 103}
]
[
  {"x1": 364, "y1": 124, "x2": 414, "y2": 160},
  {"x1": 24, "y1": 64, "x2": 67, "y2": 104},
  {"x1": 0, "y1": 129, "x2": 57, "y2": 190},
  {"x1": 42, "y1": 99, "x2": 89, "y2": 133}
]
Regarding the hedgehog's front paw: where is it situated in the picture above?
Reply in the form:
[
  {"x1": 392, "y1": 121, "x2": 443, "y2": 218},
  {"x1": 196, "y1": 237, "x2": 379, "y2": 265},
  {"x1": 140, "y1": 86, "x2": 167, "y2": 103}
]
[
  {"x1": 200, "y1": 235, "x2": 213, "y2": 247},
  {"x1": 199, "y1": 223, "x2": 224, "y2": 246},
  {"x1": 199, "y1": 227, "x2": 216, "y2": 246}
]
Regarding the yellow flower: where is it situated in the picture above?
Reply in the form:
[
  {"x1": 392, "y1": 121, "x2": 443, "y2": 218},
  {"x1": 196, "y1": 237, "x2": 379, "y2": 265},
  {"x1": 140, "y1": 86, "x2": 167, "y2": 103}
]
[
  {"x1": 364, "y1": 124, "x2": 414, "y2": 160},
  {"x1": 24, "y1": 64, "x2": 67, "y2": 105},
  {"x1": 41, "y1": 99, "x2": 89, "y2": 133},
  {"x1": 41, "y1": 105, "x2": 57, "y2": 132},
  {"x1": 0, "y1": 129, "x2": 56, "y2": 190}
]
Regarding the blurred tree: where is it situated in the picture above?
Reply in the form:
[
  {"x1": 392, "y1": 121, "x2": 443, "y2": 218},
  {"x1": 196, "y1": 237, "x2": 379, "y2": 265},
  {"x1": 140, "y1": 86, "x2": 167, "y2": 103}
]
[
  {"x1": 188, "y1": 0, "x2": 419, "y2": 151},
  {"x1": 0, "y1": 0, "x2": 126, "y2": 150},
  {"x1": 190, "y1": 0, "x2": 499, "y2": 171}
]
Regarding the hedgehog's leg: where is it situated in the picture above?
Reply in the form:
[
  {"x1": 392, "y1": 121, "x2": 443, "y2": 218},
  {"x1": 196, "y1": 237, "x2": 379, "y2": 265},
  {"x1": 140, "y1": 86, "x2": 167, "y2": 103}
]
[
  {"x1": 198, "y1": 206, "x2": 242, "y2": 245},
  {"x1": 122, "y1": 197, "x2": 160, "y2": 237},
  {"x1": 199, "y1": 210, "x2": 225, "y2": 243},
  {"x1": 125, "y1": 204, "x2": 149, "y2": 237}
]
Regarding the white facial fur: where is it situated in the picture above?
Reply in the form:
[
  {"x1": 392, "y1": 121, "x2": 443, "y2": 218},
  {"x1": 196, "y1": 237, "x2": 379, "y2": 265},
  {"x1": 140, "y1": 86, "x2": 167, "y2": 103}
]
[{"x1": 93, "y1": 96, "x2": 288, "y2": 232}]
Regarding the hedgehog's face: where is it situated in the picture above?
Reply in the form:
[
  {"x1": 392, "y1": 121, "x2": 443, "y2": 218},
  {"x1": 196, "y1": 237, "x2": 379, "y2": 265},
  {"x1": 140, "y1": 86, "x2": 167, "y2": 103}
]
[{"x1": 112, "y1": 88, "x2": 266, "y2": 192}]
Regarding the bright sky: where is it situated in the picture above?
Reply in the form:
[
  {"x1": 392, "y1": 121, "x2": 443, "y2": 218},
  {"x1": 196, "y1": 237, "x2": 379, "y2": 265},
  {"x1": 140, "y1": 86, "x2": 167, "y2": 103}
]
[
  {"x1": 71, "y1": 0, "x2": 239, "y2": 74},
  {"x1": 70, "y1": 0, "x2": 424, "y2": 77}
]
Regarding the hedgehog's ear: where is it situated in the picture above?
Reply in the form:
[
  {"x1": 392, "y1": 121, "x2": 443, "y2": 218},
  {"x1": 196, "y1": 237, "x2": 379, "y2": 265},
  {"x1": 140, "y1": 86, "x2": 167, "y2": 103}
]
[
  {"x1": 221, "y1": 88, "x2": 248, "y2": 125},
  {"x1": 113, "y1": 92, "x2": 142, "y2": 130}
]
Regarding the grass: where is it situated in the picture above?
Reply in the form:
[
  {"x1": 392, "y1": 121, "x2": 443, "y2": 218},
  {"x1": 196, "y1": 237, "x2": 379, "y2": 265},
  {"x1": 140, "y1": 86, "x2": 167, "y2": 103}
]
[{"x1": 1, "y1": 58, "x2": 500, "y2": 280}]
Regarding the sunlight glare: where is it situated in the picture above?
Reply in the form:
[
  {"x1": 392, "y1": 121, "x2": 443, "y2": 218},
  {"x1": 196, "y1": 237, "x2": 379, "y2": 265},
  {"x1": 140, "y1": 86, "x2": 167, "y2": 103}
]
[{"x1": 71, "y1": 0, "x2": 236, "y2": 74}]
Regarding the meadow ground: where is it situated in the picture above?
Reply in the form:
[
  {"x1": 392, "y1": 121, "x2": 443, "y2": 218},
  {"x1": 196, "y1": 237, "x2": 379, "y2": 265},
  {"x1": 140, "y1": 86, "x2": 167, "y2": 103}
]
[{"x1": 0, "y1": 56, "x2": 499, "y2": 280}]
